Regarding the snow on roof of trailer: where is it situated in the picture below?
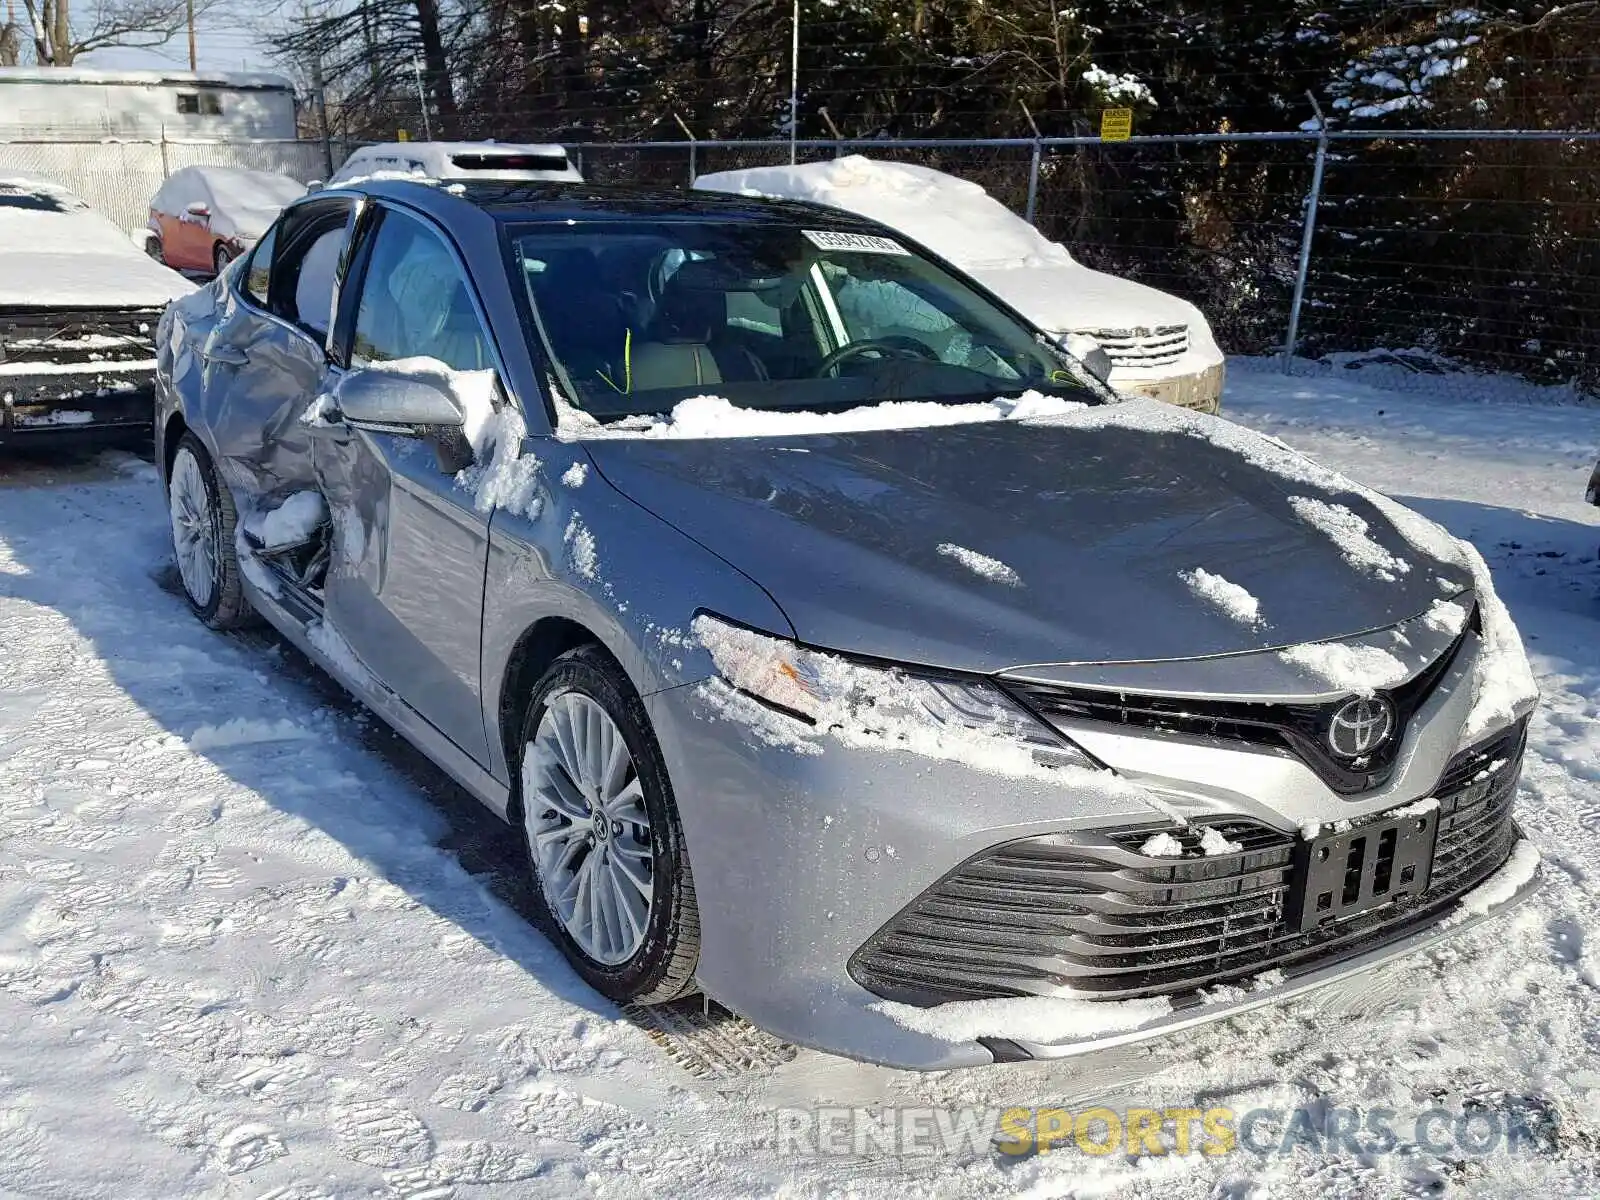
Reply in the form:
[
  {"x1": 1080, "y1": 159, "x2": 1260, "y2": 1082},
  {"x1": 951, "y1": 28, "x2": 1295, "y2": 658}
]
[{"x1": 0, "y1": 66, "x2": 295, "y2": 91}]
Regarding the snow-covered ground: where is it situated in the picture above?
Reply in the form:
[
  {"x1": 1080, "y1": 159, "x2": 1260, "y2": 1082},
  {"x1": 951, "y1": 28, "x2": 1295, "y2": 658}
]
[{"x1": 0, "y1": 359, "x2": 1597, "y2": 1198}]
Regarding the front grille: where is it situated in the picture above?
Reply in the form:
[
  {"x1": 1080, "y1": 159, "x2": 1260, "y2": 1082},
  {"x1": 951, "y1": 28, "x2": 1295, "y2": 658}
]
[
  {"x1": 850, "y1": 721, "x2": 1527, "y2": 1007},
  {"x1": 1003, "y1": 616, "x2": 1475, "y2": 796},
  {"x1": 1080, "y1": 324, "x2": 1189, "y2": 369}
]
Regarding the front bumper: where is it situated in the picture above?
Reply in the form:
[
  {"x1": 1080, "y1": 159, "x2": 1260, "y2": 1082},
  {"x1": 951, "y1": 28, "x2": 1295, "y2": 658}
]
[
  {"x1": 646, "y1": 670, "x2": 1536, "y2": 1070},
  {"x1": 1, "y1": 309, "x2": 159, "y2": 447},
  {"x1": 1114, "y1": 360, "x2": 1225, "y2": 414}
]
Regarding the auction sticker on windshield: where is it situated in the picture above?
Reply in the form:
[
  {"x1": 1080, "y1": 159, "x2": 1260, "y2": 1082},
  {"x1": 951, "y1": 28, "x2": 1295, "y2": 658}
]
[{"x1": 803, "y1": 229, "x2": 910, "y2": 255}]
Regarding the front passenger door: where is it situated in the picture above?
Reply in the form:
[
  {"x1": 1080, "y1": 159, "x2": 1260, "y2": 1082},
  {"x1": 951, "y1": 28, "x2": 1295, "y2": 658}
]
[{"x1": 312, "y1": 204, "x2": 499, "y2": 765}]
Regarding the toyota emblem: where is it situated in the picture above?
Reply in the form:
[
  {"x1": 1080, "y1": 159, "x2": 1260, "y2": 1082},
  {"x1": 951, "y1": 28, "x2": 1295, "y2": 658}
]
[{"x1": 1326, "y1": 696, "x2": 1396, "y2": 760}]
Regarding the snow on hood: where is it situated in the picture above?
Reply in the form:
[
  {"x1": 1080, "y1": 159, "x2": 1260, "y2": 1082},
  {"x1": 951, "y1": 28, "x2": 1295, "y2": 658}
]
[
  {"x1": 695, "y1": 156, "x2": 1215, "y2": 342},
  {"x1": 583, "y1": 397, "x2": 1477, "y2": 673},
  {"x1": 0, "y1": 172, "x2": 193, "y2": 308}
]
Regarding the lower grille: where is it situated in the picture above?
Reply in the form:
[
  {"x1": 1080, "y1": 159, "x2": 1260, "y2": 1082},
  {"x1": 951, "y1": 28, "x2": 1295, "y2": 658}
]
[{"x1": 850, "y1": 722, "x2": 1527, "y2": 1006}]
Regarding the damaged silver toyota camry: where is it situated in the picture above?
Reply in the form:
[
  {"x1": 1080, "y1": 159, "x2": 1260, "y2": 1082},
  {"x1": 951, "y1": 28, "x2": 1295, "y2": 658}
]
[{"x1": 153, "y1": 179, "x2": 1542, "y2": 1069}]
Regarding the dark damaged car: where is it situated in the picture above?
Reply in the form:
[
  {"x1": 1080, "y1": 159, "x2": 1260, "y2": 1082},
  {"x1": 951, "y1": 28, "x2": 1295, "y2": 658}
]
[
  {"x1": 152, "y1": 180, "x2": 1542, "y2": 1069},
  {"x1": 0, "y1": 172, "x2": 192, "y2": 446}
]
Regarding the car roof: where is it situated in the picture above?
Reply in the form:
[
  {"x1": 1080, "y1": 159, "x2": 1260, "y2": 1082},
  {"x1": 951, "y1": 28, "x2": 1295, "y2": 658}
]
[{"x1": 336, "y1": 178, "x2": 897, "y2": 232}]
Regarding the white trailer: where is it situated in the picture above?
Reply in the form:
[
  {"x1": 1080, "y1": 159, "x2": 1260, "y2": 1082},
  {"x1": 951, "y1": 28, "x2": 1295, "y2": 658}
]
[{"x1": 0, "y1": 66, "x2": 298, "y2": 139}]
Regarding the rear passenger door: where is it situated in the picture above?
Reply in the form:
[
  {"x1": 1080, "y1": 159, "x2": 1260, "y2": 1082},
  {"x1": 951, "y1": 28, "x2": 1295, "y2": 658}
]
[
  {"x1": 310, "y1": 203, "x2": 497, "y2": 765},
  {"x1": 190, "y1": 196, "x2": 355, "y2": 501}
]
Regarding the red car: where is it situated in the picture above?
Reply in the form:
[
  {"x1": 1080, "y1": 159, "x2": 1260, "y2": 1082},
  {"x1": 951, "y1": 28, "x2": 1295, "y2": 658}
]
[{"x1": 146, "y1": 165, "x2": 305, "y2": 276}]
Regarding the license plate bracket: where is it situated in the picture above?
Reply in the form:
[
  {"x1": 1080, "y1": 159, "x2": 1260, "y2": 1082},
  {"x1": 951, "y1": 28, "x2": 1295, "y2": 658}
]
[{"x1": 1287, "y1": 809, "x2": 1438, "y2": 933}]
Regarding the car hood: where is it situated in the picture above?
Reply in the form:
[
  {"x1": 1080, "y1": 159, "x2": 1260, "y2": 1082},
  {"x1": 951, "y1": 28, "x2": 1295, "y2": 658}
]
[
  {"x1": 584, "y1": 406, "x2": 1470, "y2": 674},
  {"x1": 965, "y1": 262, "x2": 1204, "y2": 339}
]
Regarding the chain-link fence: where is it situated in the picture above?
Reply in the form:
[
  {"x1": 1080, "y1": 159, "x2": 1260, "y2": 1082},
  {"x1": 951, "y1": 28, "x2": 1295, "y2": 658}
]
[
  {"x1": 575, "y1": 130, "x2": 1600, "y2": 399},
  {"x1": 0, "y1": 136, "x2": 340, "y2": 239}
]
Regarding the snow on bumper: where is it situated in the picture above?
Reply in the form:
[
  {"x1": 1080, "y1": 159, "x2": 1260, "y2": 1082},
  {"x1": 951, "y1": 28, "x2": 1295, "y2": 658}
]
[{"x1": 0, "y1": 358, "x2": 156, "y2": 443}]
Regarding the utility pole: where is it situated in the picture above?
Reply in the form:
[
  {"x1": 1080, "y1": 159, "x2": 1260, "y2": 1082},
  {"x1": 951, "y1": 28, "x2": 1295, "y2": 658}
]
[
  {"x1": 788, "y1": 0, "x2": 800, "y2": 163},
  {"x1": 413, "y1": 57, "x2": 432, "y2": 140},
  {"x1": 186, "y1": 0, "x2": 196, "y2": 69}
]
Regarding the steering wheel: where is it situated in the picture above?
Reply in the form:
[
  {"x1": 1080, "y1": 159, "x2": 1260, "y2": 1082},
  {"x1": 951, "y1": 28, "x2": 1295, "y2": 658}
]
[{"x1": 813, "y1": 336, "x2": 939, "y2": 378}]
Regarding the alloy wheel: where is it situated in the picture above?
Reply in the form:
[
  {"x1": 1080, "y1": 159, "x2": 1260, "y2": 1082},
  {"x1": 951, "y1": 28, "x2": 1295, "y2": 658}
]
[
  {"x1": 524, "y1": 690, "x2": 655, "y2": 965},
  {"x1": 169, "y1": 447, "x2": 218, "y2": 609}
]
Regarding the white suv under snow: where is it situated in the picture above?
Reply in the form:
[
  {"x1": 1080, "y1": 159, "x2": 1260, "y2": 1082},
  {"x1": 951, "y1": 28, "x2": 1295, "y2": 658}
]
[{"x1": 696, "y1": 156, "x2": 1226, "y2": 413}]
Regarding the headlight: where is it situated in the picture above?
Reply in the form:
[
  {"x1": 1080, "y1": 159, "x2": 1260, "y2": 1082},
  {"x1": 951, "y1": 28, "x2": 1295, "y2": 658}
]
[{"x1": 691, "y1": 614, "x2": 1097, "y2": 771}]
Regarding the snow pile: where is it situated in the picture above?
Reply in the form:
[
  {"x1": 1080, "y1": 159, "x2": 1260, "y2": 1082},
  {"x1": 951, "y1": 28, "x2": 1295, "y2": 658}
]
[
  {"x1": 14, "y1": 409, "x2": 93, "y2": 426},
  {"x1": 1139, "y1": 831, "x2": 1185, "y2": 858},
  {"x1": 189, "y1": 717, "x2": 314, "y2": 750},
  {"x1": 1180, "y1": 567, "x2": 1262, "y2": 626},
  {"x1": 937, "y1": 543, "x2": 1021, "y2": 587},
  {"x1": 560, "y1": 461, "x2": 589, "y2": 488},
  {"x1": 459, "y1": 407, "x2": 542, "y2": 519},
  {"x1": 872, "y1": 992, "x2": 1171, "y2": 1045},
  {"x1": 151, "y1": 166, "x2": 305, "y2": 240},
  {"x1": 1081, "y1": 64, "x2": 1156, "y2": 107},
  {"x1": 1199, "y1": 826, "x2": 1243, "y2": 856},
  {"x1": 1456, "y1": 538, "x2": 1540, "y2": 741},
  {"x1": 1391, "y1": 796, "x2": 1441, "y2": 818},
  {"x1": 1446, "y1": 839, "x2": 1541, "y2": 925},
  {"x1": 0, "y1": 171, "x2": 193, "y2": 307},
  {"x1": 1278, "y1": 640, "x2": 1411, "y2": 695},
  {"x1": 1288, "y1": 495, "x2": 1411, "y2": 581},
  {"x1": 1423, "y1": 596, "x2": 1470, "y2": 637},
  {"x1": 554, "y1": 390, "x2": 1085, "y2": 441},
  {"x1": 244, "y1": 491, "x2": 327, "y2": 551},
  {"x1": 564, "y1": 515, "x2": 598, "y2": 580}
]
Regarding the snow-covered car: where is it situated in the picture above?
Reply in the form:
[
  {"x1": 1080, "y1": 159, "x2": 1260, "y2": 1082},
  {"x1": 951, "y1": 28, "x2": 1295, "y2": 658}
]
[
  {"x1": 147, "y1": 165, "x2": 307, "y2": 276},
  {"x1": 154, "y1": 179, "x2": 1540, "y2": 1070},
  {"x1": 0, "y1": 171, "x2": 193, "y2": 447},
  {"x1": 696, "y1": 156, "x2": 1227, "y2": 413},
  {"x1": 327, "y1": 141, "x2": 583, "y2": 187}
]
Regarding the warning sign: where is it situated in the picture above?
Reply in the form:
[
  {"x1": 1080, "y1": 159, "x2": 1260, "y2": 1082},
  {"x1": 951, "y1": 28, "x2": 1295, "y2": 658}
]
[{"x1": 1100, "y1": 108, "x2": 1133, "y2": 141}]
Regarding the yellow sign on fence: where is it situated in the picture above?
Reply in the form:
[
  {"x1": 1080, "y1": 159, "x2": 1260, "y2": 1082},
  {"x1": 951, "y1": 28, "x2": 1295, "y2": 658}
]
[{"x1": 1100, "y1": 107, "x2": 1133, "y2": 141}]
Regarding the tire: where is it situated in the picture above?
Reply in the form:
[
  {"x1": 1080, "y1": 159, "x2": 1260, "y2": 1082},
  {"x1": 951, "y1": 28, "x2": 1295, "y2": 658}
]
[
  {"x1": 145, "y1": 236, "x2": 166, "y2": 265},
  {"x1": 517, "y1": 645, "x2": 700, "y2": 1005},
  {"x1": 213, "y1": 244, "x2": 236, "y2": 276},
  {"x1": 168, "y1": 432, "x2": 251, "y2": 630}
]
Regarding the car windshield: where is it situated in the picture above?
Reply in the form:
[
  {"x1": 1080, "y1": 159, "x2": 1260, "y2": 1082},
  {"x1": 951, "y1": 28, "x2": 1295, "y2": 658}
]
[
  {"x1": 505, "y1": 219, "x2": 1095, "y2": 421},
  {"x1": 0, "y1": 184, "x2": 73, "y2": 213}
]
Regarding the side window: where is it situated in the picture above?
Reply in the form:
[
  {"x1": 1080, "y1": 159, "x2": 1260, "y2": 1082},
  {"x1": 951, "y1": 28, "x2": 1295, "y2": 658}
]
[
  {"x1": 243, "y1": 223, "x2": 278, "y2": 306},
  {"x1": 292, "y1": 229, "x2": 344, "y2": 338},
  {"x1": 350, "y1": 208, "x2": 493, "y2": 372}
]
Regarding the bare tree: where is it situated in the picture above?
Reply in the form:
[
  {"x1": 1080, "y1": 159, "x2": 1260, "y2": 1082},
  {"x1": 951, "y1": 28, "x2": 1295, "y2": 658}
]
[{"x1": 18, "y1": 0, "x2": 211, "y2": 65}]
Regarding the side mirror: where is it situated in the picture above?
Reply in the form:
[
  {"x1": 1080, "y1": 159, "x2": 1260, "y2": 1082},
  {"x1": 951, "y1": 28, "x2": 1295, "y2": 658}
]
[
  {"x1": 333, "y1": 365, "x2": 468, "y2": 431},
  {"x1": 185, "y1": 200, "x2": 211, "y2": 219},
  {"x1": 1060, "y1": 333, "x2": 1114, "y2": 385}
]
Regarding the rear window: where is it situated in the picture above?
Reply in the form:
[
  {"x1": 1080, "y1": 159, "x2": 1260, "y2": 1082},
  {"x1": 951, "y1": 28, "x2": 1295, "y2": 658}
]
[{"x1": 450, "y1": 153, "x2": 569, "y2": 173}]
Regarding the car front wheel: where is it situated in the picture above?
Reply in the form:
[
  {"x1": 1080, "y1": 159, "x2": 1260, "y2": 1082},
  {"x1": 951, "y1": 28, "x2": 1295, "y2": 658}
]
[
  {"x1": 518, "y1": 645, "x2": 700, "y2": 1005},
  {"x1": 168, "y1": 433, "x2": 251, "y2": 629},
  {"x1": 213, "y1": 244, "x2": 236, "y2": 276}
]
